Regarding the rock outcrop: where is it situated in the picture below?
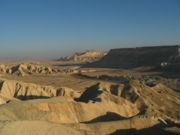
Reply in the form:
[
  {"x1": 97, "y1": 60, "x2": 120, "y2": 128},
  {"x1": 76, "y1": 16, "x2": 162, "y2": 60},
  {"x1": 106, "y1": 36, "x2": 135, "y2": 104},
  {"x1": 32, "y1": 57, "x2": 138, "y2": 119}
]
[
  {"x1": 0, "y1": 63, "x2": 92, "y2": 76},
  {"x1": 0, "y1": 80, "x2": 139, "y2": 122},
  {"x1": 11, "y1": 64, "x2": 54, "y2": 75},
  {"x1": 58, "y1": 50, "x2": 107, "y2": 62},
  {"x1": 0, "y1": 79, "x2": 80, "y2": 102},
  {"x1": 0, "y1": 64, "x2": 61, "y2": 76}
]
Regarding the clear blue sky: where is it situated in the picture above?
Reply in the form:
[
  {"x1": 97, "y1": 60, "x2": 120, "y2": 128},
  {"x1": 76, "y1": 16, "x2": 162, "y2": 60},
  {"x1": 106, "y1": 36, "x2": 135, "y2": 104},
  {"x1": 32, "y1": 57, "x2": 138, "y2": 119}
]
[{"x1": 0, "y1": 0, "x2": 180, "y2": 59}]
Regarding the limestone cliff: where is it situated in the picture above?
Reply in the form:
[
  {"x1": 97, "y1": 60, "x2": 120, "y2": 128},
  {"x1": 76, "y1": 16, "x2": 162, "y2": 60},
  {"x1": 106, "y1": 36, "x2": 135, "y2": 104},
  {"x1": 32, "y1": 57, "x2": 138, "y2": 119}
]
[{"x1": 89, "y1": 45, "x2": 180, "y2": 68}]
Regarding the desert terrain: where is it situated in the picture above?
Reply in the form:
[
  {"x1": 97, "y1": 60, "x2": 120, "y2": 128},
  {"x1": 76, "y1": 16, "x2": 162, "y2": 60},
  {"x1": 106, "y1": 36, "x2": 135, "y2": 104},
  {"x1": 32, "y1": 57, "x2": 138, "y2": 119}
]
[{"x1": 0, "y1": 46, "x2": 179, "y2": 135}]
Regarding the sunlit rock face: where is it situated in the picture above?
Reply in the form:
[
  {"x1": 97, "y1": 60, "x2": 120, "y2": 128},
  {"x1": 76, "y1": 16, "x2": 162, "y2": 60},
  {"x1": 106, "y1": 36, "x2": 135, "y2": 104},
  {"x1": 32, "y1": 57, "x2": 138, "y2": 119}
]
[{"x1": 58, "y1": 50, "x2": 107, "y2": 62}]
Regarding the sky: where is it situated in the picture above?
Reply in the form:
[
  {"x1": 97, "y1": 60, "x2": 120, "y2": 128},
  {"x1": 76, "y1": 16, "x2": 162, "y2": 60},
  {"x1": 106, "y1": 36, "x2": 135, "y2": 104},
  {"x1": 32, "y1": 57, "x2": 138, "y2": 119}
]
[{"x1": 0, "y1": 0, "x2": 180, "y2": 60}]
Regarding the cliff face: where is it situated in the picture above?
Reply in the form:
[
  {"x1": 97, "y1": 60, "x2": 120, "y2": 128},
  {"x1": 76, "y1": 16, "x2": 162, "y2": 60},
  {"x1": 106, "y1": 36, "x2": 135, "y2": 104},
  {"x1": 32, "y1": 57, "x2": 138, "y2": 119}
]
[{"x1": 91, "y1": 45, "x2": 180, "y2": 68}]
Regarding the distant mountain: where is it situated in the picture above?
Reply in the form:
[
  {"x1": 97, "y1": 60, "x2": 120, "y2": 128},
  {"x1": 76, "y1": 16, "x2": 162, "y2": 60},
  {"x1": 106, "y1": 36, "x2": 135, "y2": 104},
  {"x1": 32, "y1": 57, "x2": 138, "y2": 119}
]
[
  {"x1": 57, "y1": 50, "x2": 107, "y2": 62},
  {"x1": 87, "y1": 45, "x2": 180, "y2": 69}
]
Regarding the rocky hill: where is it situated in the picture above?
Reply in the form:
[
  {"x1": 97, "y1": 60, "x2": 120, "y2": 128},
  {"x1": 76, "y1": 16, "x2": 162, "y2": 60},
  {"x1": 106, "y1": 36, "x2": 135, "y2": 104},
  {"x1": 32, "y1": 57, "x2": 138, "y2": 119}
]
[
  {"x1": 0, "y1": 79, "x2": 179, "y2": 134},
  {"x1": 58, "y1": 50, "x2": 107, "y2": 62}
]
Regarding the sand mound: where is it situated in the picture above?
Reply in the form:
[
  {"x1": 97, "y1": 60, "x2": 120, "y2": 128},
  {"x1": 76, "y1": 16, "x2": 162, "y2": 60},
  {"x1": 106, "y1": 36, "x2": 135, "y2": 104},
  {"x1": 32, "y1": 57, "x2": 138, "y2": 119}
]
[
  {"x1": 0, "y1": 94, "x2": 20, "y2": 105},
  {"x1": 58, "y1": 50, "x2": 107, "y2": 62},
  {"x1": 0, "y1": 97, "x2": 138, "y2": 123},
  {"x1": 0, "y1": 97, "x2": 6, "y2": 104},
  {"x1": 0, "y1": 121, "x2": 87, "y2": 135}
]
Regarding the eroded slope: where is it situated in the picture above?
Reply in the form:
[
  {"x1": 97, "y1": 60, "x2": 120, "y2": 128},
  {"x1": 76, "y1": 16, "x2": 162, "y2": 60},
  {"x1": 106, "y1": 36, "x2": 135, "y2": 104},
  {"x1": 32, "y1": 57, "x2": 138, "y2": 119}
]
[{"x1": 0, "y1": 78, "x2": 179, "y2": 135}]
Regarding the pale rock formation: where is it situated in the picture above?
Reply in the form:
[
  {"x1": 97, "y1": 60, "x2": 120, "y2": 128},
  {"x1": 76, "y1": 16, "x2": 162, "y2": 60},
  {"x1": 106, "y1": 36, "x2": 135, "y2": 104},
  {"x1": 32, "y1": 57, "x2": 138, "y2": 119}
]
[
  {"x1": 58, "y1": 50, "x2": 107, "y2": 62},
  {"x1": 0, "y1": 79, "x2": 80, "y2": 100}
]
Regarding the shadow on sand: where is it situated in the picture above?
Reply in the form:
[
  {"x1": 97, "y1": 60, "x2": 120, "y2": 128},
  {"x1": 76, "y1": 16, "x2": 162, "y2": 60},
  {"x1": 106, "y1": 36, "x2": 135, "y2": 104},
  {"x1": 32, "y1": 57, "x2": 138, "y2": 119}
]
[
  {"x1": 16, "y1": 95, "x2": 50, "y2": 100},
  {"x1": 75, "y1": 83, "x2": 102, "y2": 103},
  {"x1": 82, "y1": 112, "x2": 128, "y2": 124},
  {"x1": 110, "y1": 121, "x2": 180, "y2": 135}
]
